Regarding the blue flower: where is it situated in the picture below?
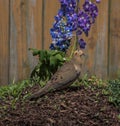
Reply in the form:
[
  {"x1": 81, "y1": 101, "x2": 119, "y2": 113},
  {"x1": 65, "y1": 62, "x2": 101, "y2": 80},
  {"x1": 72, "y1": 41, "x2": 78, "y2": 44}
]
[
  {"x1": 83, "y1": 1, "x2": 98, "y2": 23},
  {"x1": 50, "y1": 43, "x2": 55, "y2": 50},
  {"x1": 78, "y1": 39, "x2": 86, "y2": 49},
  {"x1": 96, "y1": 0, "x2": 101, "y2": 3},
  {"x1": 77, "y1": 10, "x2": 91, "y2": 35},
  {"x1": 76, "y1": 30, "x2": 82, "y2": 35},
  {"x1": 50, "y1": 16, "x2": 72, "y2": 52},
  {"x1": 50, "y1": 0, "x2": 100, "y2": 51}
]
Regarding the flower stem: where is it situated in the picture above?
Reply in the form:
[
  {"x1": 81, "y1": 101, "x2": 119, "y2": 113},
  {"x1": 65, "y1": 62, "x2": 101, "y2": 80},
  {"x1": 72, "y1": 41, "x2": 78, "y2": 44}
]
[
  {"x1": 69, "y1": 0, "x2": 80, "y2": 59},
  {"x1": 69, "y1": 35, "x2": 77, "y2": 59},
  {"x1": 76, "y1": 0, "x2": 79, "y2": 50}
]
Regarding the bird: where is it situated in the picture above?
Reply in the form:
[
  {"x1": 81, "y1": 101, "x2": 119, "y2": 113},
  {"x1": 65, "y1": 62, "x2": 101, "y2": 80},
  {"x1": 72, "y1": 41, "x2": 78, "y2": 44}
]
[{"x1": 29, "y1": 49, "x2": 84, "y2": 100}]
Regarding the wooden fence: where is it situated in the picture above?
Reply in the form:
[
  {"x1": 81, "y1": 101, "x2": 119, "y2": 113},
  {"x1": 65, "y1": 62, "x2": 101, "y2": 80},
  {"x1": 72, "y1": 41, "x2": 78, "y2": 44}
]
[{"x1": 0, "y1": 0, "x2": 120, "y2": 85}]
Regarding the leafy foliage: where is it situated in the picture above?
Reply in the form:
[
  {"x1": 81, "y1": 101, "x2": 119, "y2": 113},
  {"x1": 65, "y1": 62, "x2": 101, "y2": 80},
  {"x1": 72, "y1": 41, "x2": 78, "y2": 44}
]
[
  {"x1": 72, "y1": 75, "x2": 106, "y2": 89},
  {"x1": 29, "y1": 49, "x2": 67, "y2": 85},
  {"x1": 0, "y1": 74, "x2": 119, "y2": 112},
  {"x1": 0, "y1": 80, "x2": 32, "y2": 109},
  {"x1": 0, "y1": 80, "x2": 31, "y2": 100},
  {"x1": 107, "y1": 79, "x2": 120, "y2": 109},
  {"x1": 77, "y1": 75, "x2": 120, "y2": 109}
]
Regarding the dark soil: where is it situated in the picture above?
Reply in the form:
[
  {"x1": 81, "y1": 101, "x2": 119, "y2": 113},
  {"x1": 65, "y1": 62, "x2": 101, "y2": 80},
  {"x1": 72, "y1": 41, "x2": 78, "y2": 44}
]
[{"x1": 0, "y1": 84, "x2": 120, "y2": 126}]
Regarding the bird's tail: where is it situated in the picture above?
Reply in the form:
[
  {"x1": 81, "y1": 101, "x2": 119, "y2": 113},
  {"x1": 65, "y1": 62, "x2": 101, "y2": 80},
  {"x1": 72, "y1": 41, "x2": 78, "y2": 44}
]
[{"x1": 29, "y1": 82, "x2": 54, "y2": 100}]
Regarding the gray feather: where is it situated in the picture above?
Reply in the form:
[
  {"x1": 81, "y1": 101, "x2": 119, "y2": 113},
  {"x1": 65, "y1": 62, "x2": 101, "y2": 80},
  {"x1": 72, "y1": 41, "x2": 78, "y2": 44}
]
[{"x1": 29, "y1": 50, "x2": 84, "y2": 100}]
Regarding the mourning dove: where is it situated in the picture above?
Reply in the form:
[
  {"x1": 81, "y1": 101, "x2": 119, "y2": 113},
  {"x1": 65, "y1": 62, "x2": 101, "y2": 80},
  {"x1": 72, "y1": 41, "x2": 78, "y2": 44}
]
[{"x1": 29, "y1": 50, "x2": 84, "y2": 100}]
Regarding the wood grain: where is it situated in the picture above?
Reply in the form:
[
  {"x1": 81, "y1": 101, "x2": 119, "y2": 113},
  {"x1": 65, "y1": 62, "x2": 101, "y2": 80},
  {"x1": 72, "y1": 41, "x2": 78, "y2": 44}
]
[
  {"x1": 0, "y1": 0, "x2": 120, "y2": 85},
  {"x1": 26, "y1": 0, "x2": 43, "y2": 75},
  {"x1": 9, "y1": 0, "x2": 42, "y2": 83},
  {"x1": 0, "y1": 0, "x2": 9, "y2": 85},
  {"x1": 109, "y1": 0, "x2": 120, "y2": 78},
  {"x1": 43, "y1": 0, "x2": 60, "y2": 49},
  {"x1": 83, "y1": 0, "x2": 109, "y2": 79}
]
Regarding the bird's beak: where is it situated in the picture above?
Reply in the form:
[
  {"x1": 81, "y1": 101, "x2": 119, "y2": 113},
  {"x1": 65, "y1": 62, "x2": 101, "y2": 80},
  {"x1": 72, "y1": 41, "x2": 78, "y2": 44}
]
[{"x1": 78, "y1": 50, "x2": 85, "y2": 56}]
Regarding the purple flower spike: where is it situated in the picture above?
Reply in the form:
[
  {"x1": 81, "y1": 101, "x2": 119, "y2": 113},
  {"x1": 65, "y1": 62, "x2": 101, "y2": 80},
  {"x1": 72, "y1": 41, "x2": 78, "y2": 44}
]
[
  {"x1": 76, "y1": 30, "x2": 82, "y2": 35},
  {"x1": 78, "y1": 39, "x2": 86, "y2": 49},
  {"x1": 83, "y1": 1, "x2": 92, "y2": 12},
  {"x1": 96, "y1": 0, "x2": 101, "y2": 3},
  {"x1": 50, "y1": 0, "x2": 100, "y2": 51}
]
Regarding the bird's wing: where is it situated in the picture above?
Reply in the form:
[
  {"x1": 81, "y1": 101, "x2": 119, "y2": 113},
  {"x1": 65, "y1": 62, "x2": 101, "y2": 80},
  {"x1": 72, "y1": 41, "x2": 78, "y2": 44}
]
[{"x1": 49, "y1": 61, "x2": 79, "y2": 88}]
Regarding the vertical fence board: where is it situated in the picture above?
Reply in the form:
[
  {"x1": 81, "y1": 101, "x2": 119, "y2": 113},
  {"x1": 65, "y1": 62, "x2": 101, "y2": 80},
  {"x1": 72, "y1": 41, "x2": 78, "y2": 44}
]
[
  {"x1": 0, "y1": 0, "x2": 9, "y2": 85},
  {"x1": 9, "y1": 0, "x2": 42, "y2": 83},
  {"x1": 25, "y1": 0, "x2": 42, "y2": 49},
  {"x1": 1, "y1": 0, "x2": 120, "y2": 85},
  {"x1": 109, "y1": 0, "x2": 120, "y2": 78},
  {"x1": 26, "y1": 0, "x2": 43, "y2": 76},
  {"x1": 10, "y1": 0, "x2": 29, "y2": 83},
  {"x1": 83, "y1": 0, "x2": 108, "y2": 79},
  {"x1": 44, "y1": 0, "x2": 60, "y2": 49}
]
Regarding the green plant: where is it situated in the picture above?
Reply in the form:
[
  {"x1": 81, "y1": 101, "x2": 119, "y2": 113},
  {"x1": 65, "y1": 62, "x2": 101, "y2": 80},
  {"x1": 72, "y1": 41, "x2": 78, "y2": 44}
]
[
  {"x1": 107, "y1": 79, "x2": 120, "y2": 109},
  {"x1": 0, "y1": 80, "x2": 30, "y2": 100},
  {"x1": 0, "y1": 79, "x2": 33, "y2": 110},
  {"x1": 74, "y1": 75, "x2": 106, "y2": 88},
  {"x1": 29, "y1": 49, "x2": 67, "y2": 85}
]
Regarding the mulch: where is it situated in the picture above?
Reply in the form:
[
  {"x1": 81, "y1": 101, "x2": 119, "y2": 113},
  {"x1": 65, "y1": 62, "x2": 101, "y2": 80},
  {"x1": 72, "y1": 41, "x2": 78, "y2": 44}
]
[{"x1": 0, "y1": 84, "x2": 120, "y2": 126}]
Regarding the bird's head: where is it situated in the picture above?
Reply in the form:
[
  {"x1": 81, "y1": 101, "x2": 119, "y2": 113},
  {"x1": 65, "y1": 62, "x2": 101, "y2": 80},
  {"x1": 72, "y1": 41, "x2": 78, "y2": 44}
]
[
  {"x1": 74, "y1": 50, "x2": 85, "y2": 57},
  {"x1": 72, "y1": 49, "x2": 85, "y2": 69}
]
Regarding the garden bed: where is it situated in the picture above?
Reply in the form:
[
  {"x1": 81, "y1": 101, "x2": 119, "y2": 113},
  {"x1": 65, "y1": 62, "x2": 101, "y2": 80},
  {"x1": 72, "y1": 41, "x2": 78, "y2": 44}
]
[{"x1": 0, "y1": 83, "x2": 119, "y2": 126}]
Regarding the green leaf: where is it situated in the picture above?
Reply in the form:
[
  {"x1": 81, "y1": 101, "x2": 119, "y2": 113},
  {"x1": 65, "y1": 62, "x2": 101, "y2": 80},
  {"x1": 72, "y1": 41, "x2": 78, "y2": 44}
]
[
  {"x1": 29, "y1": 49, "x2": 66, "y2": 85},
  {"x1": 55, "y1": 54, "x2": 64, "y2": 61},
  {"x1": 29, "y1": 48, "x2": 40, "y2": 56},
  {"x1": 40, "y1": 50, "x2": 48, "y2": 62},
  {"x1": 50, "y1": 56, "x2": 57, "y2": 67}
]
